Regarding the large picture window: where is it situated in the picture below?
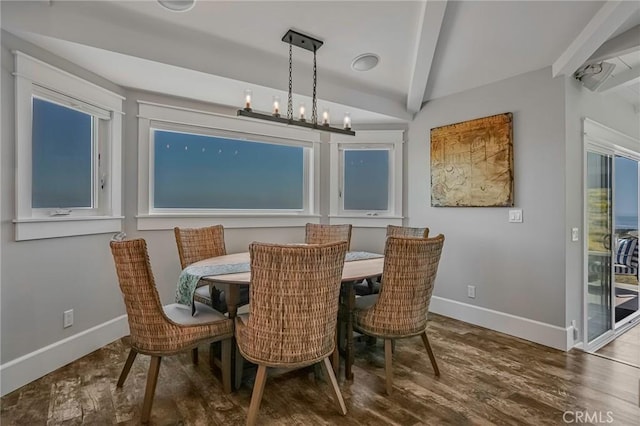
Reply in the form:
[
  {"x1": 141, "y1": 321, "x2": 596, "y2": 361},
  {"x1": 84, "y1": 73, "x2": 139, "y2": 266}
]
[
  {"x1": 137, "y1": 102, "x2": 320, "y2": 230},
  {"x1": 152, "y1": 130, "x2": 304, "y2": 210},
  {"x1": 14, "y1": 51, "x2": 123, "y2": 240}
]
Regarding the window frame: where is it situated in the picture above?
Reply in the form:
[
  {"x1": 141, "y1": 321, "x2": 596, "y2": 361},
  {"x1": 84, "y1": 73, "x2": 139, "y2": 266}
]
[
  {"x1": 13, "y1": 51, "x2": 124, "y2": 241},
  {"x1": 137, "y1": 101, "x2": 321, "y2": 230},
  {"x1": 329, "y1": 130, "x2": 404, "y2": 227}
]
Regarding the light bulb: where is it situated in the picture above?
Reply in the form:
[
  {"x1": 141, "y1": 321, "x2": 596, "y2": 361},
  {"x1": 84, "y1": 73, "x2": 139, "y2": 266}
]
[
  {"x1": 244, "y1": 89, "x2": 252, "y2": 111},
  {"x1": 272, "y1": 96, "x2": 281, "y2": 117},
  {"x1": 299, "y1": 103, "x2": 306, "y2": 122},
  {"x1": 322, "y1": 108, "x2": 330, "y2": 126},
  {"x1": 343, "y1": 112, "x2": 352, "y2": 130}
]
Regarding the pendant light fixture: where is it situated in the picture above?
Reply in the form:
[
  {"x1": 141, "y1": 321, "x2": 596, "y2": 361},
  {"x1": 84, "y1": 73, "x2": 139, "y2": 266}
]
[{"x1": 237, "y1": 29, "x2": 355, "y2": 136}]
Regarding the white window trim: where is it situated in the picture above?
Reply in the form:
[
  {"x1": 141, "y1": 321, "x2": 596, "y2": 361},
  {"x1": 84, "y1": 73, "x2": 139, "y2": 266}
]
[
  {"x1": 329, "y1": 130, "x2": 404, "y2": 228},
  {"x1": 13, "y1": 51, "x2": 124, "y2": 241},
  {"x1": 137, "y1": 101, "x2": 321, "y2": 230}
]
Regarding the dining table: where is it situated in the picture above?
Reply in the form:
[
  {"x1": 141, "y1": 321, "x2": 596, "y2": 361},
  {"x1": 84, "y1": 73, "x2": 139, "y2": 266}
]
[{"x1": 176, "y1": 250, "x2": 384, "y2": 388}]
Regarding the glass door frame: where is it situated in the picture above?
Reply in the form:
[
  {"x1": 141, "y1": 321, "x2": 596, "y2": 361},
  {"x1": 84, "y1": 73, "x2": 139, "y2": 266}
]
[
  {"x1": 583, "y1": 118, "x2": 640, "y2": 352},
  {"x1": 583, "y1": 143, "x2": 614, "y2": 352}
]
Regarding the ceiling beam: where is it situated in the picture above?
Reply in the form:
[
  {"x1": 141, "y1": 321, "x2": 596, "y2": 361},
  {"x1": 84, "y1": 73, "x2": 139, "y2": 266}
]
[
  {"x1": 406, "y1": 0, "x2": 447, "y2": 114},
  {"x1": 552, "y1": 0, "x2": 639, "y2": 78},
  {"x1": 587, "y1": 25, "x2": 640, "y2": 65},
  {"x1": 597, "y1": 66, "x2": 640, "y2": 92}
]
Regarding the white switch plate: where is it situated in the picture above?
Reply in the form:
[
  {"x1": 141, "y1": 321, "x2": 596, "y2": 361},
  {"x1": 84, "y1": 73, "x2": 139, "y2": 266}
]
[
  {"x1": 63, "y1": 309, "x2": 73, "y2": 328},
  {"x1": 571, "y1": 227, "x2": 579, "y2": 242},
  {"x1": 508, "y1": 209, "x2": 523, "y2": 223},
  {"x1": 467, "y1": 285, "x2": 476, "y2": 299}
]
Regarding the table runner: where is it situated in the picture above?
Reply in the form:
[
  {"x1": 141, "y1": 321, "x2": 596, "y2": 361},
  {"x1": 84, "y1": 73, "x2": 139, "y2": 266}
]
[{"x1": 175, "y1": 251, "x2": 383, "y2": 309}]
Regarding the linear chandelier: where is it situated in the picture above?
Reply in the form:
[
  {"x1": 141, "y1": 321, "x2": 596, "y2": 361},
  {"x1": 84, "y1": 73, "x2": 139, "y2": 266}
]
[{"x1": 237, "y1": 29, "x2": 355, "y2": 136}]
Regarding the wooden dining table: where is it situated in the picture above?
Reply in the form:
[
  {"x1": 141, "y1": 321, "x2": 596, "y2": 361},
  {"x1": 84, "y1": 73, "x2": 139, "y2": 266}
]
[{"x1": 187, "y1": 251, "x2": 384, "y2": 387}]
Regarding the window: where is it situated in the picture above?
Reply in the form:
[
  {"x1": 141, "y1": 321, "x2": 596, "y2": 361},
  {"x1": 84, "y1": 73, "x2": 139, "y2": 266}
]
[
  {"x1": 137, "y1": 102, "x2": 320, "y2": 230},
  {"x1": 14, "y1": 51, "x2": 124, "y2": 240},
  {"x1": 152, "y1": 130, "x2": 304, "y2": 210},
  {"x1": 330, "y1": 130, "x2": 404, "y2": 227},
  {"x1": 343, "y1": 149, "x2": 389, "y2": 211}
]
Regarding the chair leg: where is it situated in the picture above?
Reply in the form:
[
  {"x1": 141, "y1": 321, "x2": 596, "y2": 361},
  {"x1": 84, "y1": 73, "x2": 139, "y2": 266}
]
[
  {"x1": 246, "y1": 364, "x2": 268, "y2": 426},
  {"x1": 420, "y1": 332, "x2": 440, "y2": 376},
  {"x1": 117, "y1": 349, "x2": 138, "y2": 388},
  {"x1": 235, "y1": 346, "x2": 245, "y2": 390},
  {"x1": 192, "y1": 347, "x2": 199, "y2": 365},
  {"x1": 384, "y1": 339, "x2": 393, "y2": 395},
  {"x1": 321, "y1": 357, "x2": 347, "y2": 415},
  {"x1": 221, "y1": 339, "x2": 232, "y2": 394},
  {"x1": 141, "y1": 356, "x2": 162, "y2": 424}
]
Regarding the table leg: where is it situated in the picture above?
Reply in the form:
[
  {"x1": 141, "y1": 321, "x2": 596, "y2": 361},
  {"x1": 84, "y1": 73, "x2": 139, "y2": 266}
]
[
  {"x1": 225, "y1": 284, "x2": 240, "y2": 390},
  {"x1": 332, "y1": 284, "x2": 345, "y2": 375},
  {"x1": 345, "y1": 284, "x2": 355, "y2": 380}
]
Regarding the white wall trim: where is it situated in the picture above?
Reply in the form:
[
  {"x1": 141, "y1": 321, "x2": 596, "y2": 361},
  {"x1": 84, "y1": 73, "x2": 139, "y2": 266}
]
[
  {"x1": 136, "y1": 215, "x2": 320, "y2": 230},
  {"x1": 0, "y1": 315, "x2": 129, "y2": 397},
  {"x1": 430, "y1": 296, "x2": 570, "y2": 351}
]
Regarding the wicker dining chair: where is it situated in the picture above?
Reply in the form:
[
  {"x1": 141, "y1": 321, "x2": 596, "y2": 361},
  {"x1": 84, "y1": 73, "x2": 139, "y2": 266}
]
[
  {"x1": 305, "y1": 223, "x2": 352, "y2": 248},
  {"x1": 110, "y1": 238, "x2": 234, "y2": 424},
  {"x1": 236, "y1": 241, "x2": 349, "y2": 426},
  {"x1": 354, "y1": 234, "x2": 445, "y2": 395},
  {"x1": 355, "y1": 225, "x2": 430, "y2": 296}
]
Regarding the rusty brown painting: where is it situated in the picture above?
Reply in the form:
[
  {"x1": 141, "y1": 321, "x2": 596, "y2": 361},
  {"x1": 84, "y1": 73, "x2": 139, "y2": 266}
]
[{"x1": 430, "y1": 113, "x2": 514, "y2": 207}]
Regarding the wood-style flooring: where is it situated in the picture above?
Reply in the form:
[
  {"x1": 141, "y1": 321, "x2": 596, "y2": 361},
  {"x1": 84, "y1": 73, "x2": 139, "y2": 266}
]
[
  {"x1": 2, "y1": 314, "x2": 640, "y2": 425},
  {"x1": 597, "y1": 321, "x2": 640, "y2": 368}
]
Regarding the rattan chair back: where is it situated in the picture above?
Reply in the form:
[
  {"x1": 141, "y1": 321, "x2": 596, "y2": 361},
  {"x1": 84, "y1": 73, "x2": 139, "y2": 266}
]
[
  {"x1": 238, "y1": 241, "x2": 348, "y2": 367},
  {"x1": 386, "y1": 224, "x2": 429, "y2": 238},
  {"x1": 174, "y1": 225, "x2": 226, "y2": 269},
  {"x1": 359, "y1": 235, "x2": 445, "y2": 338},
  {"x1": 304, "y1": 223, "x2": 352, "y2": 249},
  {"x1": 111, "y1": 238, "x2": 231, "y2": 354}
]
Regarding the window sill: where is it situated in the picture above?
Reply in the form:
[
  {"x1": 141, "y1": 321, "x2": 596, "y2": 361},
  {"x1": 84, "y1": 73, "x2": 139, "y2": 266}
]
[
  {"x1": 136, "y1": 214, "x2": 321, "y2": 230},
  {"x1": 13, "y1": 216, "x2": 124, "y2": 241},
  {"x1": 328, "y1": 215, "x2": 404, "y2": 228}
]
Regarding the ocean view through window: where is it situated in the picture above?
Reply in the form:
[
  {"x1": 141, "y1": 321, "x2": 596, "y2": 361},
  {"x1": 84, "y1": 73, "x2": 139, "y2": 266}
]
[
  {"x1": 32, "y1": 97, "x2": 94, "y2": 209},
  {"x1": 343, "y1": 149, "x2": 389, "y2": 211},
  {"x1": 153, "y1": 130, "x2": 304, "y2": 210}
]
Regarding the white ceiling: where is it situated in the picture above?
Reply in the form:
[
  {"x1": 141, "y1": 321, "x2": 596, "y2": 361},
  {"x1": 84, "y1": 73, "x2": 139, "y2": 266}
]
[{"x1": 2, "y1": 0, "x2": 638, "y2": 125}]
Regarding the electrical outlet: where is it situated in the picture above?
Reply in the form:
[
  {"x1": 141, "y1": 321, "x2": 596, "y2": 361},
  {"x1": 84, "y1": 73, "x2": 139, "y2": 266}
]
[
  {"x1": 467, "y1": 285, "x2": 476, "y2": 299},
  {"x1": 63, "y1": 309, "x2": 74, "y2": 328}
]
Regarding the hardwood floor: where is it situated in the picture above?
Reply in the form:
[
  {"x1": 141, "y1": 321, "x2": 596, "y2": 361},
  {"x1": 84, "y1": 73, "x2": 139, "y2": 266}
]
[
  {"x1": 2, "y1": 314, "x2": 639, "y2": 425},
  {"x1": 597, "y1": 321, "x2": 640, "y2": 368}
]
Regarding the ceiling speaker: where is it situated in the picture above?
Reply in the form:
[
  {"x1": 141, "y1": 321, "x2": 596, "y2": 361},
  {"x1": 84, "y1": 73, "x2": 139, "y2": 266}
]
[{"x1": 574, "y1": 62, "x2": 615, "y2": 91}]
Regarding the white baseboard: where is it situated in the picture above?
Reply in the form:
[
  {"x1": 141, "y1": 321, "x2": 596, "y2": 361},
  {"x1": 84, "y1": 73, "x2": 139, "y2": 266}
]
[
  {"x1": 430, "y1": 296, "x2": 571, "y2": 351},
  {"x1": 0, "y1": 315, "x2": 129, "y2": 397}
]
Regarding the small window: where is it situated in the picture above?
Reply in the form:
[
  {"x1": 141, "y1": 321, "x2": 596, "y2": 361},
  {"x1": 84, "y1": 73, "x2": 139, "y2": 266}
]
[
  {"x1": 32, "y1": 97, "x2": 95, "y2": 209},
  {"x1": 152, "y1": 129, "x2": 304, "y2": 210},
  {"x1": 14, "y1": 51, "x2": 124, "y2": 240},
  {"x1": 343, "y1": 149, "x2": 389, "y2": 211},
  {"x1": 329, "y1": 130, "x2": 404, "y2": 227}
]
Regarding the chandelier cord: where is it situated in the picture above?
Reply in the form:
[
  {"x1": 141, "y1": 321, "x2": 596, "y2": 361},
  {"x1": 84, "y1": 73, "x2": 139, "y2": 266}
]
[
  {"x1": 287, "y1": 40, "x2": 293, "y2": 122},
  {"x1": 312, "y1": 46, "x2": 317, "y2": 125}
]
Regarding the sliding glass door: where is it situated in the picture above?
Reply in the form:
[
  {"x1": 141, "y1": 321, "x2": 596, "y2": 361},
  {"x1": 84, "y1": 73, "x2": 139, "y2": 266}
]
[
  {"x1": 613, "y1": 155, "x2": 639, "y2": 326},
  {"x1": 585, "y1": 150, "x2": 614, "y2": 347}
]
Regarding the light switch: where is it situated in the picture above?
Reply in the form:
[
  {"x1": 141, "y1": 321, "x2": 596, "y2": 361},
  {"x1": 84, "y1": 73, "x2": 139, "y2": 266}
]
[
  {"x1": 571, "y1": 227, "x2": 579, "y2": 242},
  {"x1": 508, "y1": 209, "x2": 523, "y2": 223}
]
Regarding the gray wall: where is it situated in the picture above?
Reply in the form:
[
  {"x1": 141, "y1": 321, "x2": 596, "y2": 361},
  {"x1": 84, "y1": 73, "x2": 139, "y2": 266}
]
[
  {"x1": 407, "y1": 67, "x2": 568, "y2": 327},
  {"x1": 1, "y1": 33, "x2": 127, "y2": 363}
]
